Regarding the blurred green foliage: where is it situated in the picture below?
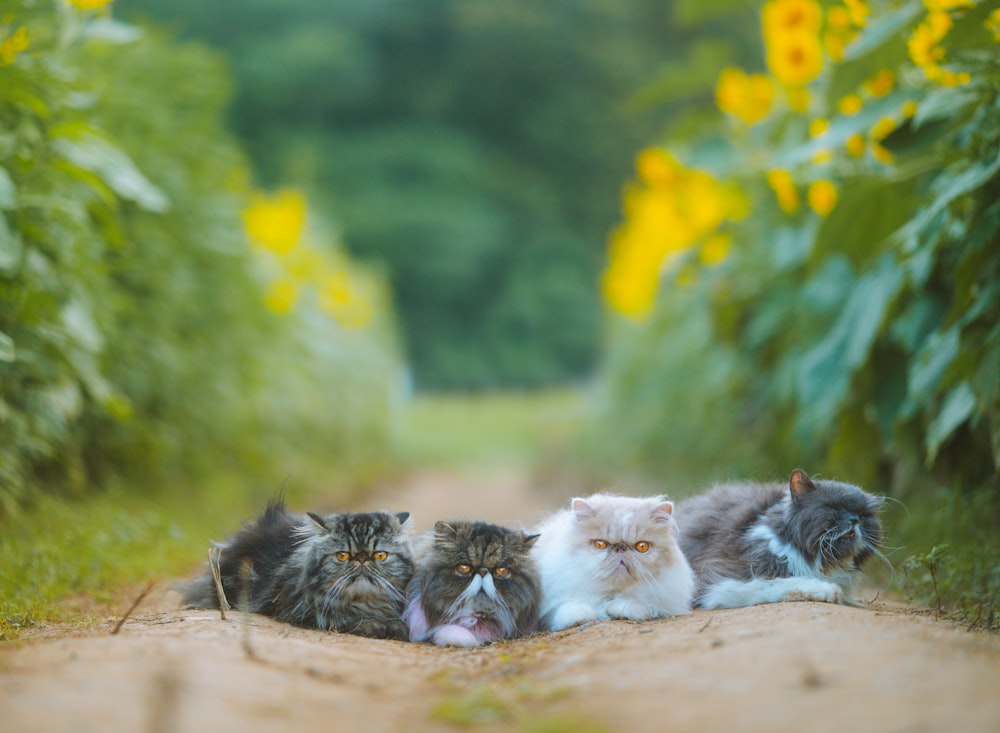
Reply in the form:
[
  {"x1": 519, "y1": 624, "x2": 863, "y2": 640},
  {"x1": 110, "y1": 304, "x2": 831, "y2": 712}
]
[
  {"x1": 119, "y1": 0, "x2": 751, "y2": 389},
  {"x1": 585, "y1": 0, "x2": 1000, "y2": 626},
  {"x1": 0, "y1": 2, "x2": 396, "y2": 512}
]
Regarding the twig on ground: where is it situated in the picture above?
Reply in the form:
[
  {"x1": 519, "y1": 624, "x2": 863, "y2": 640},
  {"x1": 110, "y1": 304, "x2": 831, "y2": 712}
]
[
  {"x1": 698, "y1": 616, "x2": 713, "y2": 633},
  {"x1": 111, "y1": 580, "x2": 155, "y2": 635},
  {"x1": 239, "y1": 557, "x2": 259, "y2": 661},
  {"x1": 208, "y1": 546, "x2": 230, "y2": 620}
]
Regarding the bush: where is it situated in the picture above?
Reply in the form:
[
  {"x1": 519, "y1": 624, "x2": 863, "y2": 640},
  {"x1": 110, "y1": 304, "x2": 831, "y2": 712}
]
[
  {"x1": 0, "y1": 2, "x2": 397, "y2": 512},
  {"x1": 589, "y1": 0, "x2": 1000, "y2": 625}
]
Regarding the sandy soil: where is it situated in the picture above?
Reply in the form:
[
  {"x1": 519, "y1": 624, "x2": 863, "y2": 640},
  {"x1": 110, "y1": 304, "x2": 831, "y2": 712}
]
[{"x1": 3, "y1": 470, "x2": 1000, "y2": 733}]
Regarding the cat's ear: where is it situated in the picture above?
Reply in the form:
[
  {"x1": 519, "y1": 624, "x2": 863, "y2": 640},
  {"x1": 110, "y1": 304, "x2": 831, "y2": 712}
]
[
  {"x1": 395, "y1": 512, "x2": 411, "y2": 526},
  {"x1": 433, "y1": 521, "x2": 457, "y2": 537},
  {"x1": 571, "y1": 498, "x2": 594, "y2": 519},
  {"x1": 306, "y1": 512, "x2": 330, "y2": 531},
  {"x1": 652, "y1": 501, "x2": 674, "y2": 522},
  {"x1": 789, "y1": 469, "x2": 817, "y2": 498},
  {"x1": 520, "y1": 533, "x2": 541, "y2": 548}
]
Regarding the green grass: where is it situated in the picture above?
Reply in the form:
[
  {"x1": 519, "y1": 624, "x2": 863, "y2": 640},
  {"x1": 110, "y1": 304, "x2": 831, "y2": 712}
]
[
  {"x1": 0, "y1": 470, "x2": 349, "y2": 640},
  {"x1": 388, "y1": 390, "x2": 587, "y2": 473}
]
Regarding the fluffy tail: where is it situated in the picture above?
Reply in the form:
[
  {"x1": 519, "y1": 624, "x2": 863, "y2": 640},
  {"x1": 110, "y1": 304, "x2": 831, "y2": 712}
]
[{"x1": 178, "y1": 499, "x2": 299, "y2": 612}]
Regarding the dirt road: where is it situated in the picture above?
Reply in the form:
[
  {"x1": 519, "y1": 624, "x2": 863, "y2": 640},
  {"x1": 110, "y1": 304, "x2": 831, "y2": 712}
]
[{"x1": 3, "y1": 470, "x2": 999, "y2": 733}]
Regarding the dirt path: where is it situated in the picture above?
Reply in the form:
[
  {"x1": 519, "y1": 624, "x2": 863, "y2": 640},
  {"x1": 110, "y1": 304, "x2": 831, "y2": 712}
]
[{"x1": 3, "y1": 471, "x2": 1000, "y2": 733}]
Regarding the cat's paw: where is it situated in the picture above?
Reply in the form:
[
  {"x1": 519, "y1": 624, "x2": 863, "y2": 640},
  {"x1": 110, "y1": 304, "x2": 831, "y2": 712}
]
[
  {"x1": 783, "y1": 579, "x2": 844, "y2": 604},
  {"x1": 432, "y1": 624, "x2": 482, "y2": 647},
  {"x1": 354, "y1": 619, "x2": 410, "y2": 641},
  {"x1": 547, "y1": 602, "x2": 600, "y2": 631},
  {"x1": 605, "y1": 598, "x2": 652, "y2": 621}
]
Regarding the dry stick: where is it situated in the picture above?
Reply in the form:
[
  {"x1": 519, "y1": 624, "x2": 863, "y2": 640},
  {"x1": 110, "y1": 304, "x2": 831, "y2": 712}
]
[
  {"x1": 208, "y1": 545, "x2": 230, "y2": 620},
  {"x1": 239, "y1": 557, "x2": 259, "y2": 661},
  {"x1": 111, "y1": 579, "x2": 155, "y2": 635}
]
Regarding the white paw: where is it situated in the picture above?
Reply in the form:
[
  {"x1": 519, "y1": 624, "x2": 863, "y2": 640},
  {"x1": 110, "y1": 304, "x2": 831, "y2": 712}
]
[
  {"x1": 605, "y1": 598, "x2": 651, "y2": 621},
  {"x1": 783, "y1": 579, "x2": 844, "y2": 604},
  {"x1": 432, "y1": 624, "x2": 481, "y2": 647},
  {"x1": 548, "y1": 602, "x2": 599, "y2": 631}
]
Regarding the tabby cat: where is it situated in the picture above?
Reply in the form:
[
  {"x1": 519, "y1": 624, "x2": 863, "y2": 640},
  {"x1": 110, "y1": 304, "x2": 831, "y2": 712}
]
[{"x1": 180, "y1": 500, "x2": 414, "y2": 640}]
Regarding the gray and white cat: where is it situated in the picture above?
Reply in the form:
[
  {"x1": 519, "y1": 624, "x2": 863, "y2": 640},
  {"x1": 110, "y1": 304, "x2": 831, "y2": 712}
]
[
  {"x1": 180, "y1": 500, "x2": 414, "y2": 640},
  {"x1": 403, "y1": 520, "x2": 541, "y2": 647},
  {"x1": 531, "y1": 493, "x2": 694, "y2": 631},
  {"x1": 674, "y1": 469, "x2": 885, "y2": 608}
]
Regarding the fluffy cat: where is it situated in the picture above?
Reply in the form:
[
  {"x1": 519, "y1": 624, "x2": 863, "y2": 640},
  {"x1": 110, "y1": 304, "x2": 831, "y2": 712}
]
[
  {"x1": 404, "y1": 520, "x2": 541, "y2": 647},
  {"x1": 180, "y1": 499, "x2": 414, "y2": 640},
  {"x1": 674, "y1": 469, "x2": 885, "y2": 609},
  {"x1": 530, "y1": 493, "x2": 694, "y2": 631}
]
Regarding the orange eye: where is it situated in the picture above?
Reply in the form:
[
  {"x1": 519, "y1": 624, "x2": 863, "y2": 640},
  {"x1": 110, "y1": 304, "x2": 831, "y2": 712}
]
[
  {"x1": 457, "y1": 564, "x2": 472, "y2": 575},
  {"x1": 373, "y1": 550, "x2": 388, "y2": 561},
  {"x1": 593, "y1": 539, "x2": 608, "y2": 550},
  {"x1": 335, "y1": 551, "x2": 350, "y2": 562},
  {"x1": 494, "y1": 567, "x2": 510, "y2": 577},
  {"x1": 635, "y1": 541, "x2": 650, "y2": 553}
]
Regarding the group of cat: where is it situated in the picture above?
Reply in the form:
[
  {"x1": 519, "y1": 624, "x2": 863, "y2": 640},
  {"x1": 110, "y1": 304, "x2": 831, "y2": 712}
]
[{"x1": 180, "y1": 469, "x2": 885, "y2": 647}]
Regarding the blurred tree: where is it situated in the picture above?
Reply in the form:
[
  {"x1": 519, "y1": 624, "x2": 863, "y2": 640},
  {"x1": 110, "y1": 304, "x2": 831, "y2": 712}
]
[{"x1": 120, "y1": 0, "x2": 714, "y2": 388}]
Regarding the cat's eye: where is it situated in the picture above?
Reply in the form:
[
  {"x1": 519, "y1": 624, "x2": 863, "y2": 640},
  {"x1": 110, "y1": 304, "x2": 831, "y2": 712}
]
[
  {"x1": 635, "y1": 541, "x2": 650, "y2": 553},
  {"x1": 593, "y1": 539, "x2": 608, "y2": 550},
  {"x1": 494, "y1": 567, "x2": 510, "y2": 577},
  {"x1": 373, "y1": 550, "x2": 388, "y2": 561},
  {"x1": 335, "y1": 551, "x2": 350, "y2": 562},
  {"x1": 456, "y1": 564, "x2": 472, "y2": 575}
]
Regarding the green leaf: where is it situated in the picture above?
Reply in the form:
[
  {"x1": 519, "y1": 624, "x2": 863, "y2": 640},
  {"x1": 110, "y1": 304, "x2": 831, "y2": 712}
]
[
  {"x1": 0, "y1": 165, "x2": 14, "y2": 208},
  {"x1": 53, "y1": 134, "x2": 169, "y2": 213},
  {"x1": 0, "y1": 331, "x2": 14, "y2": 362},
  {"x1": 926, "y1": 382, "x2": 976, "y2": 463},
  {"x1": 796, "y1": 252, "x2": 905, "y2": 428},
  {"x1": 907, "y1": 326, "x2": 960, "y2": 412}
]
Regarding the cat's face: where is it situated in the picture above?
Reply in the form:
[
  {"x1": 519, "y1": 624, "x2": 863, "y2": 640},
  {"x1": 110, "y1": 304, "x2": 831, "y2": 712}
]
[
  {"x1": 302, "y1": 511, "x2": 414, "y2": 602},
  {"x1": 418, "y1": 521, "x2": 540, "y2": 639},
  {"x1": 785, "y1": 470, "x2": 884, "y2": 572},
  {"x1": 569, "y1": 493, "x2": 680, "y2": 589}
]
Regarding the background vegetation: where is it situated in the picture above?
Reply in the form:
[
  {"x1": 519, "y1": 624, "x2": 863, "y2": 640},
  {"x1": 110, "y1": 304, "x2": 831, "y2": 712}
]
[{"x1": 1, "y1": 0, "x2": 997, "y2": 634}]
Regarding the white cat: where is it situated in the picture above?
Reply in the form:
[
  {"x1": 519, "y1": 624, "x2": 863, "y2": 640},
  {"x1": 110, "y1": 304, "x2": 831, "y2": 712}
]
[{"x1": 531, "y1": 493, "x2": 694, "y2": 631}]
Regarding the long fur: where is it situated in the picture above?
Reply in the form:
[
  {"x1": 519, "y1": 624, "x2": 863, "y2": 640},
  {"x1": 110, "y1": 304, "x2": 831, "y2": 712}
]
[
  {"x1": 530, "y1": 493, "x2": 694, "y2": 631},
  {"x1": 403, "y1": 521, "x2": 541, "y2": 647},
  {"x1": 179, "y1": 500, "x2": 414, "y2": 640},
  {"x1": 674, "y1": 469, "x2": 885, "y2": 609}
]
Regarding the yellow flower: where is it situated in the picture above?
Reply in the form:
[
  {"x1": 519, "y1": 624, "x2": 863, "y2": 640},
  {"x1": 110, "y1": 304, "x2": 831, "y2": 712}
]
[
  {"x1": 264, "y1": 278, "x2": 298, "y2": 314},
  {"x1": 863, "y1": 69, "x2": 895, "y2": 98},
  {"x1": 0, "y1": 26, "x2": 28, "y2": 66},
  {"x1": 937, "y1": 69, "x2": 971, "y2": 86},
  {"x1": 924, "y1": 0, "x2": 973, "y2": 10},
  {"x1": 986, "y1": 9, "x2": 1000, "y2": 42},
  {"x1": 823, "y1": 30, "x2": 849, "y2": 62},
  {"x1": 809, "y1": 117, "x2": 829, "y2": 137},
  {"x1": 870, "y1": 116, "x2": 897, "y2": 141},
  {"x1": 243, "y1": 189, "x2": 307, "y2": 256},
  {"x1": 700, "y1": 234, "x2": 732, "y2": 267},
  {"x1": 766, "y1": 31, "x2": 824, "y2": 87},
  {"x1": 318, "y1": 271, "x2": 375, "y2": 328},
  {"x1": 715, "y1": 67, "x2": 775, "y2": 125},
  {"x1": 827, "y1": 6, "x2": 851, "y2": 28},
  {"x1": 763, "y1": 0, "x2": 823, "y2": 37},
  {"x1": 845, "y1": 134, "x2": 865, "y2": 157},
  {"x1": 902, "y1": 100, "x2": 919, "y2": 118},
  {"x1": 68, "y1": 0, "x2": 114, "y2": 8},
  {"x1": 871, "y1": 143, "x2": 894, "y2": 164},
  {"x1": 636, "y1": 148, "x2": 681, "y2": 186},
  {"x1": 927, "y1": 11, "x2": 953, "y2": 38},
  {"x1": 837, "y1": 94, "x2": 863, "y2": 115},
  {"x1": 767, "y1": 169, "x2": 799, "y2": 214},
  {"x1": 844, "y1": 0, "x2": 869, "y2": 27},
  {"x1": 807, "y1": 180, "x2": 838, "y2": 216}
]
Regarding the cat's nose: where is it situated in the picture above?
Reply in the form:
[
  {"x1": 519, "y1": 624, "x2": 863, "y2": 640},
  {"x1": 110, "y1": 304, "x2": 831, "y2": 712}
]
[
  {"x1": 613, "y1": 543, "x2": 627, "y2": 553},
  {"x1": 477, "y1": 568, "x2": 489, "y2": 577}
]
